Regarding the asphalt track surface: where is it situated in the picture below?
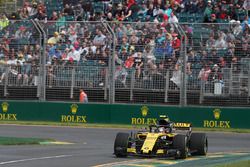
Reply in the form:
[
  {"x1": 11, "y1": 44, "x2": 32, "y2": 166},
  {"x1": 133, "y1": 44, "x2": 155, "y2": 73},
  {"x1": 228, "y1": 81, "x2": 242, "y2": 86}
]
[{"x1": 0, "y1": 125, "x2": 249, "y2": 167}]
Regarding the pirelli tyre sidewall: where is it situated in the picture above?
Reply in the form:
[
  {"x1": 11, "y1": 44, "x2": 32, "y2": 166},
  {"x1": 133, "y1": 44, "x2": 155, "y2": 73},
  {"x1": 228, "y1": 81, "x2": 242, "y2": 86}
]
[
  {"x1": 190, "y1": 133, "x2": 208, "y2": 156},
  {"x1": 114, "y1": 132, "x2": 129, "y2": 157},
  {"x1": 173, "y1": 134, "x2": 188, "y2": 159}
]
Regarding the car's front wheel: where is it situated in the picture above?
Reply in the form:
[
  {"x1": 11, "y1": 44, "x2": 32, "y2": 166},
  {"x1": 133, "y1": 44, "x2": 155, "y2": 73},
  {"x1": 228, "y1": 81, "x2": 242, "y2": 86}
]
[
  {"x1": 173, "y1": 134, "x2": 188, "y2": 159},
  {"x1": 190, "y1": 133, "x2": 208, "y2": 156},
  {"x1": 114, "y1": 132, "x2": 129, "y2": 157}
]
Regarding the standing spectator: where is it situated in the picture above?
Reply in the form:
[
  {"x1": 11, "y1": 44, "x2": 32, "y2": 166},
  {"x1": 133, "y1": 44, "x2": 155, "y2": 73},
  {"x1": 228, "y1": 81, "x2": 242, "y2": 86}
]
[
  {"x1": 0, "y1": 42, "x2": 9, "y2": 57},
  {"x1": 198, "y1": 64, "x2": 211, "y2": 82},
  {"x1": 171, "y1": 33, "x2": 181, "y2": 53},
  {"x1": 208, "y1": 14, "x2": 219, "y2": 32},
  {"x1": 50, "y1": 11, "x2": 59, "y2": 21},
  {"x1": 119, "y1": 47, "x2": 129, "y2": 62},
  {"x1": 133, "y1": 52, "x2": 144, "y2": 79},
  {"x1": 19, "y1": 7, "x2": 29, "y2": 19},
  {"x1": 68, "y1": 31, "x2": 78, "y2": 43},
  {"x1": 206, "y1": 34, "x2": 216, "y2": 51},
  {"x1": 203, "y1": 0, "x2": 213, "y2": 22},
  {"x1": 209, "y1": 49, "x2": 220, "y2": 65},
  {"x1": 146, "y1": 2, "x2": 154, "y2": 21},
  {"x1": 125, "y1": 24, "x2": 134, "y2": 36},
  {"x1": 168, "y1": 12, "x2": 179, "y2": 24},
  {"x1": 47, "y1": 64, "x2": 55, "y2": 87},
  {"x1": 34, "y1": 9, "x2": 47, "y2": 21},
  {"x1": 48, "y1": 32, "x2": 60, "y2": 45},
  {"x1": 124, "y1": 0, "x2": 140, "y2": 21},
  {"x1": 113, "y1": 3, "x2": 125, "y2": 21},
  {"x1": 187, "y1": 48, "x2": 200, "y2": 75},
  {"x1": 143, "y1": 46, "x2": 156, "y2": 63},
  {"x1": 208, "y1": 64, "x2": 222, "y2": 82},
  {"x1": 215, "y1": 32, "x2": 228, "y2": 49},
  {"x1": 0, "y1": 14, "x2": 9, "y2": 30},
  {"x1": 93, "y1": 28, "x2": 106, "y2": 48},
  {"x1": 56, "y1": 13, "x2": 66, "y2": 31},
  {"x1": 28, "y1": 2, "x2": 38, "y2": 18},
  {"x1": 129, "y1": 31, "x2": 139, "y2": 46},
  {"x1": 106, "y1": 12, "x2": 114, "y2": 21},
  {"x1": 241, "y1": 37, "x2": 250, "y2": 57},
  {"x1": 16, "y1": 60, "x2": 24, "y2": 85},
  {"x1": 63, "y1": 4, "x2": 74, "y2": 16},
  {"x1": 197, "y1": 0, "x2": 207, "y2": 13},
  {"x1": 79, "y1": 89, "x2": 88, "y2": 103},
  {"x1": 218, "y1": 56, "x2": 227, "y2": 68},
  {"x1": 119, "y1": 37, "x2": 130, "y2": 54},
  {"x1": 231, "y1": 56, "x2": 240, "y2": 73},
  {"x1": 74, "y1": 4, "x2": 84, "y2": 21},
  {"x1": 232, "y1": 20, "x2": 243, "y2": 37},
  {"x1": 243, "y1": 0, "x2": 250, "y2": 16}
]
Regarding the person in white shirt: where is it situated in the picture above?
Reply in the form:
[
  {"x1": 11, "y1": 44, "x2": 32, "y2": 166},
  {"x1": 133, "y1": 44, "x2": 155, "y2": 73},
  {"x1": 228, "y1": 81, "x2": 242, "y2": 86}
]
[
  {"x1": 93, "y1": 29, "x2": 106, "y2": 47},
  {"x1": 7, "y1": 55, "x2": 17, "y2": 65},
  {"x1": 168, "y1": 12, "x2": 179, "y2": 24},
  {"x1": 214, "y1": 32, "x2": 228, "y2": 49}
]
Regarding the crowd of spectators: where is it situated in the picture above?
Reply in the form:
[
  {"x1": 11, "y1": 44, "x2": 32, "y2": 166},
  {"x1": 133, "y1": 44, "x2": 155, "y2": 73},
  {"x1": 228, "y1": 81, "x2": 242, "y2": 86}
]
[{"x1": 0, "y1": 0, "x2": 249, "y2": 91}]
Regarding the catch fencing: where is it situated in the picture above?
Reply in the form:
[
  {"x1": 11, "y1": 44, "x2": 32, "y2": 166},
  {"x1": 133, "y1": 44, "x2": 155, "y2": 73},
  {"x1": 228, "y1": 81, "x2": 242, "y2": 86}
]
[{"x1": 0, "y1": 20, "x2": 249, "y2": 106}]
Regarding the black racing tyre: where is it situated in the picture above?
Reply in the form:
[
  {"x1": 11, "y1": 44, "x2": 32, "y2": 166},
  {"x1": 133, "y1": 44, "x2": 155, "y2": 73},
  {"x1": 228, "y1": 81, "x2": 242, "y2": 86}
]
[
  {"x1": 173, "y1": 134, "x2": 188, "y2": 159},
  {"x1": 114, "y1": 132, "x2": 129, "y2": 157},
  {"x1": 190, "y1": 133, "x2": 208, "y2": 156}
]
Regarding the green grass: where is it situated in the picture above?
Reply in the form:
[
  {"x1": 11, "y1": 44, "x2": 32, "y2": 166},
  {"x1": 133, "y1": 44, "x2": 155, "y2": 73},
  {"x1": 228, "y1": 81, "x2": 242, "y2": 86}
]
[
  {"x1": 0, "y1": 136, "x2": 54, "y2": 145},
  {"x1": 214, "y1": 160, "x2": 250, "y2": 167},
  {"x1": 0, "y1": 121, "x2": 250, "y2": 133}
]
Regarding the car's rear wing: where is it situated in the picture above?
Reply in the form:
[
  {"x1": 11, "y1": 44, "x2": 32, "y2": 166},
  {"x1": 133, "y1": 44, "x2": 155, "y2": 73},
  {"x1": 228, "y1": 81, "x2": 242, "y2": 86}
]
[{"x1": 173, "y1": 122, "x2": 192, "y2": 130}]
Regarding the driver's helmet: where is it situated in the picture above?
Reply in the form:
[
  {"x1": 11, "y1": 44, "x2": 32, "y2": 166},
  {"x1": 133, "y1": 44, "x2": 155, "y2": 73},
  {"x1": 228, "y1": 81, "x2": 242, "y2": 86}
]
[
  {"x1": 158, "y1": 115, "x2": 171, "y2": 126},
  {"x1": 158, "y1": 115, "x2": 173, "y2": 133}
]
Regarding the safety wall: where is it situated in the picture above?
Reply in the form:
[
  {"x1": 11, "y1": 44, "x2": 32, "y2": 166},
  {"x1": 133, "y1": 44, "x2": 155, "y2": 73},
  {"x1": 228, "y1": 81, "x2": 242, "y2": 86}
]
[{"x1": 0, "y1": 101, "x2": 250, "y2": 129}]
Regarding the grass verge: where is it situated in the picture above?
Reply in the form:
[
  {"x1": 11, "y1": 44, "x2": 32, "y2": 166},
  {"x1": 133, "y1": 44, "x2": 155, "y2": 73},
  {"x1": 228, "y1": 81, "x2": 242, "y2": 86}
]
[
  {"x1": 0, "y1": 121, "x2": 250, "y2": 133},
  {"x1": 215, "y1": 160, "x2": 250, "y2": 167},
  {"x1": 0, "y1": 136, "x2": 54, "y2": 145}
]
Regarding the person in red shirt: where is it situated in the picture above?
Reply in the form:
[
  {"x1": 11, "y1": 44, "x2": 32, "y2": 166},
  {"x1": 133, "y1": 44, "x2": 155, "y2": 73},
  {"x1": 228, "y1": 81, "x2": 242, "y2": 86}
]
[
  {"x1": 171, "y1": 33, "x2": 181, "y2": 51},
  {"x1": 79, "y1": 89, "x2": 88, "y2": 103}
]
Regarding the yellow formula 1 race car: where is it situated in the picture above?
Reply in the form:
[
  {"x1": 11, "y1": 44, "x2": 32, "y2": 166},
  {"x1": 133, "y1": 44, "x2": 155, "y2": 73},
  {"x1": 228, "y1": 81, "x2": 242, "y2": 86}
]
[{"x1": 114, "y1": 116, "x2": 208, "y2": 159}]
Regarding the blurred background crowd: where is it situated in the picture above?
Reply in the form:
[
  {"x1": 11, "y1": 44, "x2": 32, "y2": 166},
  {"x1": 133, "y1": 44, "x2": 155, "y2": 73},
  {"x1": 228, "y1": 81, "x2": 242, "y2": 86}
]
[{"x1": 0, "y1": 0, "x2": 249, "y2": 93}]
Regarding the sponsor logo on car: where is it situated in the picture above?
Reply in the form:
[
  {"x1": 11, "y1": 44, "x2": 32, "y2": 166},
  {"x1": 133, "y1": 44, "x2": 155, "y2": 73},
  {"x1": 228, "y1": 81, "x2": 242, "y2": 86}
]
[
  {"x1": 131, "y1": 106, "x2": 157, "y2": 125},
  {"x1": 61, "y1": 104, "x2": 87, "y2": 123},
  {"x1": 203, "y1": 109, "x2": 230, "y2": 128},
  {"x1": 0, "y1": 102, "x2": 17, "y2": 121},
  {"x1": 174, "y1": 123, "x2": 191, "y2": 128}
]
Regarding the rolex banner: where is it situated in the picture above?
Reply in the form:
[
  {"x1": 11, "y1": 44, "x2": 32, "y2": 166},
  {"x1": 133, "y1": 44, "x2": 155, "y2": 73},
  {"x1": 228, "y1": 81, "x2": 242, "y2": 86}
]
[{"x1": 0, "y1": 101, "x2": 250, "y2": 129}]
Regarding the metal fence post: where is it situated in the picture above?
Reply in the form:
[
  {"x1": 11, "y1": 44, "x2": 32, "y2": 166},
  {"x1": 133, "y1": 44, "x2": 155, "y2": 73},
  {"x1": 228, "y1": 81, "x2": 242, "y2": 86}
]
[
  {"x1": 174, "y1": 24, "x2": 187, "y2": 106},
  {"x1": 199, "y1": 81, "x2": 204, "y2": 104},
  {"x1": 130, "y1": 70, "x2": 135, "y2": 102},
  {"x1": 164, "y1": 70, "x2": 170, "y2": 103},
  {"x1": 31, "y1": 20, "x2": 42, "y2": 98},
  {"x1": 104, "y1": 69, "x2": 108, "y2": 101},
  {"x1": 31, "y1": 20, "x2": 47, "y2": 101},
  {"x1": 3, "y1": 66, "x2": 9, "y2": 97},
  {"x1": 101, "y1": 21, "x2": 116, "y2": 104},
  {"x1": 35, "y1": 20, "x2": 47, "y2": 101},
  {"x1": 70, "y1": 68, "x2": 76, "y2": 99}
]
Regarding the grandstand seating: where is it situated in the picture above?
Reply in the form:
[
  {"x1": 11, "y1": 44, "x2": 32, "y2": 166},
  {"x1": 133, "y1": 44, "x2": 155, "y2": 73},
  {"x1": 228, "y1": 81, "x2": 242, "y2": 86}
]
[{"x1": 0, "y1": 0, "x2": 249, "y2": 105}]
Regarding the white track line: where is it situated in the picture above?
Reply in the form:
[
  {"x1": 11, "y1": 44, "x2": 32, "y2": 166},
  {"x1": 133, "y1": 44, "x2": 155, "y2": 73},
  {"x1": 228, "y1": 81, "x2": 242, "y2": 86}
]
[{"x1": 0, "y1": 155, "x2": 73, "y2": 165}]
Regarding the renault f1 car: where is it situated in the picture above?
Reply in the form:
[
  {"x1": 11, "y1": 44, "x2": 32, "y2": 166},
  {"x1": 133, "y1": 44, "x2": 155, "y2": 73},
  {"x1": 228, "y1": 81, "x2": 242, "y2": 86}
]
[{"x1": 114, "y1": 116, "x2": 208, "y2": 159}]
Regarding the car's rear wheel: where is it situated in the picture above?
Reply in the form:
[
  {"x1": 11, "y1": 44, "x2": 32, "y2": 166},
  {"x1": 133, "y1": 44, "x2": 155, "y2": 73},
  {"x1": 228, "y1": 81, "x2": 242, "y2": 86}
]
[
  {"x1": 190, "y1": 133, "x2": 208, "y2": 156},
  {"x1": 114, "y1": 132, "x2": 129, "y2": 157},
  {"x1": 173, "y1": 134, "x2": 188, "y2": 159}
]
